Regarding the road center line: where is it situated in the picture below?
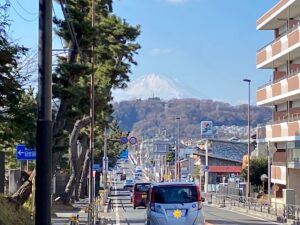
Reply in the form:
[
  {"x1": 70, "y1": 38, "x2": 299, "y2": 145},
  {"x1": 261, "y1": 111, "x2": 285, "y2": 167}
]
[{"x1": 114, "y1": 183, "x2": 121, "y2": 225}]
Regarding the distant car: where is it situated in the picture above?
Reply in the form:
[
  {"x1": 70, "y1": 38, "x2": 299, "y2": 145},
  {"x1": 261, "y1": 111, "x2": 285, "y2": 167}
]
[
  {"x1": 134, "y1": 172, "x2": 143, "y2": 180},
  {"x1": 135, "y1": 166, "x2": 143, "y2": 173},
  {"x1": 132, "y1": 182, "x2": 151, "y2": 209},
  {"x1": 146, "y1": 182, "x2": 205, "y2": 225},
  {"x1": 123, "y1": 179, "x2": 134, "y2": 190},
  {"x1": 116, "y1": 169, "x2": 123, "y2": 175}
]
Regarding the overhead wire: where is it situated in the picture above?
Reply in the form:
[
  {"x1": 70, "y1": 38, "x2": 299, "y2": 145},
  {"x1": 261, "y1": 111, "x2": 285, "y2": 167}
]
[
  {"x1": 59, "y1": 0, "x2": 83, "y2": 63},
  {"x1": 10, "y1": 1, "x2": 38, "y2": 22},
  {"x1": 15, "y1": 0, "x2": 37, "y2": 15},
  {"x1": 52, "y1": 4, "x2": 68, "y2": 57}
]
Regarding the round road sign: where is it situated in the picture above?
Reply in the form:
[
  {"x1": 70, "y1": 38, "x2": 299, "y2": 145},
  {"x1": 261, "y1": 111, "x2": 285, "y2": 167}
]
[
  {"x1": 120, "y1": 137, "x2": 128, "y2": 144},
  {"x1": 129, "y1": 136, "x2": 137, "y2": 145}
]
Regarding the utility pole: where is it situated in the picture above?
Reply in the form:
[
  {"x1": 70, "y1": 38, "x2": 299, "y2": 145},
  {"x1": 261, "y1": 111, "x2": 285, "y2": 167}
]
[
  {"x1": 176, "y1": 117, "x2": 180, "y2": 181},
  {"x1": 204, "y1": 140, "x2": 209, "y2": 193},
  {"x1": 103, "y1": 128, "x2": 108, "y2": 189},
  {"x1": 243, "y1": 78, "x2": 251, "y2": 197},
  {"x1": 35, "y1": 0, "x2": 52, "y2": 224},
  {"x1": 267, "y1": 141, "x2": 271, "y2": 202},
  {"x1": 88, "y1": 0, "x2": 95, "y2": 224}
]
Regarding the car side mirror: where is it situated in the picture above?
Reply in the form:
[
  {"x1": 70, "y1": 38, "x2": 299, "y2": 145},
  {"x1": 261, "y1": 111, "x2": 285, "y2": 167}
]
[{"x1": 201, "y1": 197, "x2": 205, "y2": 202}]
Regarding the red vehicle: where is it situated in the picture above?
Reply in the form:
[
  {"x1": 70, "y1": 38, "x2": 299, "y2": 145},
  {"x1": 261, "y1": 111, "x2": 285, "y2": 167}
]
[{"x1": 131, "y1": 182, "x2": 151, "y2": 209}]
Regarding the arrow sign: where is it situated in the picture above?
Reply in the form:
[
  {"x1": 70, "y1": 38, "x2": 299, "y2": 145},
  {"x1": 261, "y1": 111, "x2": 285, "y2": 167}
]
[{"x1": 16, "y1": 144, "x2": 36, "y2": 160}]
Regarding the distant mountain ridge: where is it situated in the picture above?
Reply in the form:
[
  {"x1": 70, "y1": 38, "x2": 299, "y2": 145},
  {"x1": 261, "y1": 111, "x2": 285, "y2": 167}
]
[
  {"x1": 113, "y1": 98, "x2": 271, "y2": 139},
  {"x1": 112, "y1": 74, "x2": 197, "y2": 102}
]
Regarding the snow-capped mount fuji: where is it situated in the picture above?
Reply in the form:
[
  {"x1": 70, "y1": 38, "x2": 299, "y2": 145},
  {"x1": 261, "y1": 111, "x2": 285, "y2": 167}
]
[{"x1": 112, "y1": 74, "x2": 196, "y2": 102}]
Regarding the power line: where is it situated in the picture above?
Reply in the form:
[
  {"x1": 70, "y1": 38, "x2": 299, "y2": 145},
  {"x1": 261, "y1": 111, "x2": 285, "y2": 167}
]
[
  {"x1": 10, "y1": 1, "x2": 38, "y2": 22},
  {"x1": 59, "y1": 0, "x2": 83, "y2": 63},
  {"x1": 15, "y1": 0, "x2": 37, "y2": 15},
  {"x1": 52, "y1": 4, "x2": 68, "y2": 57}
]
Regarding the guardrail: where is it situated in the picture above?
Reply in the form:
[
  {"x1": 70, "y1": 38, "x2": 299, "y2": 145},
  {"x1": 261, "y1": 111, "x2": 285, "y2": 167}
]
[{"x1": 204, "y1": 193, "x2": 300, "y2": 223}]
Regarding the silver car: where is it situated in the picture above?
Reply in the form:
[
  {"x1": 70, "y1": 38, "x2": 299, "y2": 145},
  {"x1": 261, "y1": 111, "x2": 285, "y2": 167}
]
[{"x1": 145, "y1": 182, "x2": 205, "y2": 225}]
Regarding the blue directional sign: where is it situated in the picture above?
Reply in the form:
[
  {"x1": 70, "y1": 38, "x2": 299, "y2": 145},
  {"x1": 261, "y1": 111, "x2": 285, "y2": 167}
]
[
  {"x1": 16, "y1": 144, "x2": 36, "y2": 160},
  {"x1": 118, "y1": 149, "x2": 128, "y2": 159},
  {"x1": 93, "y1": 164, "x2": 101, "y2": 172}
]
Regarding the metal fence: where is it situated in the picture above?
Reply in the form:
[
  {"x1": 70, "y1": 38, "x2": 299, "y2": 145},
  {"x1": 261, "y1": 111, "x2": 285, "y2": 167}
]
[{"x1": 204, "y1": 193, "x2": 300, "y2": 222}]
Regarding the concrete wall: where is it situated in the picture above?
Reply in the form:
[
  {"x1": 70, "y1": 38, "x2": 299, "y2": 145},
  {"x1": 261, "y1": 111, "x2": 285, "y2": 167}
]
[{"x1": 288, "y1": 168, "x2": 300, "y2": 204}]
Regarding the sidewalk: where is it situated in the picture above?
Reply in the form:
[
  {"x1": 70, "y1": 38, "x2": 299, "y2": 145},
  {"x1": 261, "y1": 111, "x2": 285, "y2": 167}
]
[{"x1": 51, "y1": 197, "x2": 109, "y2": 225}]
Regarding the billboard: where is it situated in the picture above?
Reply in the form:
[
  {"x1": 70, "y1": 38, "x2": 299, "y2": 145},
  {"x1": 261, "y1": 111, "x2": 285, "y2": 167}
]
[{"x1": 200, "y1": 121, "x2": 213, "y2": 138}]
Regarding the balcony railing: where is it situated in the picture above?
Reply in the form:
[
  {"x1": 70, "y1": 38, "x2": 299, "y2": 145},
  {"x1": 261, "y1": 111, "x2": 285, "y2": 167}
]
[
  {"x1": 257, "y1": 68, "x2": 300, "y2": 90},
  {"x1": 257, "y1": 113, "x2": 300, "y2": 127},
  {"x1": 257, "y1": 20, "x2": 300, "y2": 54}
]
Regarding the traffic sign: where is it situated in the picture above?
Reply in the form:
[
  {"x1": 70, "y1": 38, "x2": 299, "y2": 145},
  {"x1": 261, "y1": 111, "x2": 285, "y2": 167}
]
[
  {"x1": 120, "y1": 137, "x2": 128, "y2": 144},
  {"x1": 120, "y1": 136, "x2": 137, "y2": 145},
  {"x1": 16, "y1": 144, "x2": 36, "y2": 160},
  {"x1": 129, "y1": 136, "x2": 137, "y2": 145},
  {"x1": 118, "y1": 149, "x2": 128, "y2": 159},
  {"x1": 93, "y1": 164, "x2": 101, "y2": 172}
]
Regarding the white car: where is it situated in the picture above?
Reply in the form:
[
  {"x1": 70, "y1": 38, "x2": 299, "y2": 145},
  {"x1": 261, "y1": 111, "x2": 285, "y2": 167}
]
[{"x1": 146, "y1": 182, "x2": 205, "y2": 225}]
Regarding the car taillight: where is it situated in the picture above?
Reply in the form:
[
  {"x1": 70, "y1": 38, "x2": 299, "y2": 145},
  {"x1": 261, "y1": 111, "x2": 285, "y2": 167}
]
[{"x1": 196, "y1": 185, "x2": 202, "y2": 210}]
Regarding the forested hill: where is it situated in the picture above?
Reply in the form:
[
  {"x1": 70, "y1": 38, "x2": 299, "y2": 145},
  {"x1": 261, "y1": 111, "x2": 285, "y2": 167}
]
[{"x1": 112, "y1": 98, "x2": 272, "y2": 139}]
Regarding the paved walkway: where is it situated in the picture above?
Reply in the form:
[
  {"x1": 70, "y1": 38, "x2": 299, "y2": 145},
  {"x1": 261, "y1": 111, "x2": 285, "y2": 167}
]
[{"x1": 51, "y1": 197, "x2": 108, "y2": 225}]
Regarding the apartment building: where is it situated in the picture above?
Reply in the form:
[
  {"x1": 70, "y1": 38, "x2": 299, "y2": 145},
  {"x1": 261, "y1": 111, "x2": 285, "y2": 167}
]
[{"x1": 256, "y1": 0, "x2": 300, "y2": 204}]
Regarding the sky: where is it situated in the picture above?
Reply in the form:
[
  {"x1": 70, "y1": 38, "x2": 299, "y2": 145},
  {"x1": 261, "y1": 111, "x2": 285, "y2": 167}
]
[{"x1": 8, "y1": 0, "x2": 279, "y2": 105}]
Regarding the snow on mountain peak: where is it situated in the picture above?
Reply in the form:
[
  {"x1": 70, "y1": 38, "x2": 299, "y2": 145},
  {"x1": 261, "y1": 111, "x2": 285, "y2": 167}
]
[{"x1": 112, "y1": 74, "x2": 196, "y2": 102}]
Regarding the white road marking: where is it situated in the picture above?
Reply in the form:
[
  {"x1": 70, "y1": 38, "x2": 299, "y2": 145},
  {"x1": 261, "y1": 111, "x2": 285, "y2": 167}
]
[{"x1": 114, "y1": 183, "x2": 121, "y2": 225}]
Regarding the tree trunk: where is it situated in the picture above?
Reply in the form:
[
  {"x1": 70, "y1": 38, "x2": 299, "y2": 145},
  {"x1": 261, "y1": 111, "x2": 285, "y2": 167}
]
[
  {"x1": 60, "y1": 117, "x2": 90, "y2": 204},
  {"x1": 74, "y1": 134, "x2": 88, "y2": 200},
  {"x1": 79, "y1": 147, "x2": 90, "y2": 199},
  {"x1": 9, "y1": 169, "x2": 36, "y2": 205}
]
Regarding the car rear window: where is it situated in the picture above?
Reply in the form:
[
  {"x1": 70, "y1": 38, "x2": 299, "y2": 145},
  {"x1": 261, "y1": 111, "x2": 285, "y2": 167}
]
[
  {"x1": 153, "y1": 186, "x2": 198, "y2": 204},
  {"x1": 135, "y1": 184, "x2": 151, "y2": 192}
]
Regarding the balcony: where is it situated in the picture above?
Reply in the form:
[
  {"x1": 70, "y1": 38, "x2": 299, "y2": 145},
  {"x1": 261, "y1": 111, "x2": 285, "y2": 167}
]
[
  {"x1": 256, "y1": 119, "x2": 300, "y2": 141},
  {"x1": 256, "y1": 0, "x2": 299, "y2": 30},
  {"x1": 256, "y1": 69, "x2": 300, "y2": 106},
  {"x1": 256, "y1": 22, "x2": 300, "y2": 69}
]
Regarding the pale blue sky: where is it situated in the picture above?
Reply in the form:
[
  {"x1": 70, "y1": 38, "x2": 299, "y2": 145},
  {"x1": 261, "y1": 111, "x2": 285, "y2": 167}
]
[{"x1": 8, "y1": 0, "x2": 279, "y2": 105}]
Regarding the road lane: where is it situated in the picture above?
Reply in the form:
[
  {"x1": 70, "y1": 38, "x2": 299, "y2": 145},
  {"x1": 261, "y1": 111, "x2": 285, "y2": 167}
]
[
  {"x1": 204, "y1": 205, "x2": 283, "y2": 225},
  {"x1": 104, "y1": 160, "x2": 283, "y2": 225}
]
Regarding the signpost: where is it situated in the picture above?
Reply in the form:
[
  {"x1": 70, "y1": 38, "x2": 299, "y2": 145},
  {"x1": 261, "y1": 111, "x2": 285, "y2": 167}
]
[
  {"x1": 119, "y1": 149, "x2": 128, "y2": 159},
  {"x1": 16, "y1": 144, "x2": 36, "y2": 161}
]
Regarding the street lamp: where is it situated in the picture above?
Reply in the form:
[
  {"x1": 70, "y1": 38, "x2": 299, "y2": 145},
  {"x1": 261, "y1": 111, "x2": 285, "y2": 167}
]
[
  {"x1": 176, "y1": 117, "x2": 180, "y2": 181},
  {"x1": 243, "y1": 78, "x2": 251, "y2": 197}
]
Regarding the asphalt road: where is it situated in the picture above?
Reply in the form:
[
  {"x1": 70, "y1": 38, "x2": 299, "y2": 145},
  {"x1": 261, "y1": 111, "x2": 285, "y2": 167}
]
[
  {"x1": 99, "y1": 161, "x2": 282, "y2": 225},
  {"x1": 204, "y1": 206, "x2": 283, "y2": 225}
]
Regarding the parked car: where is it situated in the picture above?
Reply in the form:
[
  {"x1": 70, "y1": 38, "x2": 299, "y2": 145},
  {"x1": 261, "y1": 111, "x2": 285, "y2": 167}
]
[
  {"x1": 123, "y1": 179, "x2": 134, "y2": 190},
  {"x1": 146, "y1": 182, "x2": 205, "y2": 225},
  {"x1": 131, "y1": 182, "x2": 151, "y2": 209}
]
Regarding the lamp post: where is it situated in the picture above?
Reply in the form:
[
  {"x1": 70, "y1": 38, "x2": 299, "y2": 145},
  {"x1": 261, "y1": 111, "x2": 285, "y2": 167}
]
[
  {"x1": 176, "y1": 117, "x2": 180, "y2": 181},
  {"x1": 243, "y1": 78, "x2": 251, "y2": 198}
]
